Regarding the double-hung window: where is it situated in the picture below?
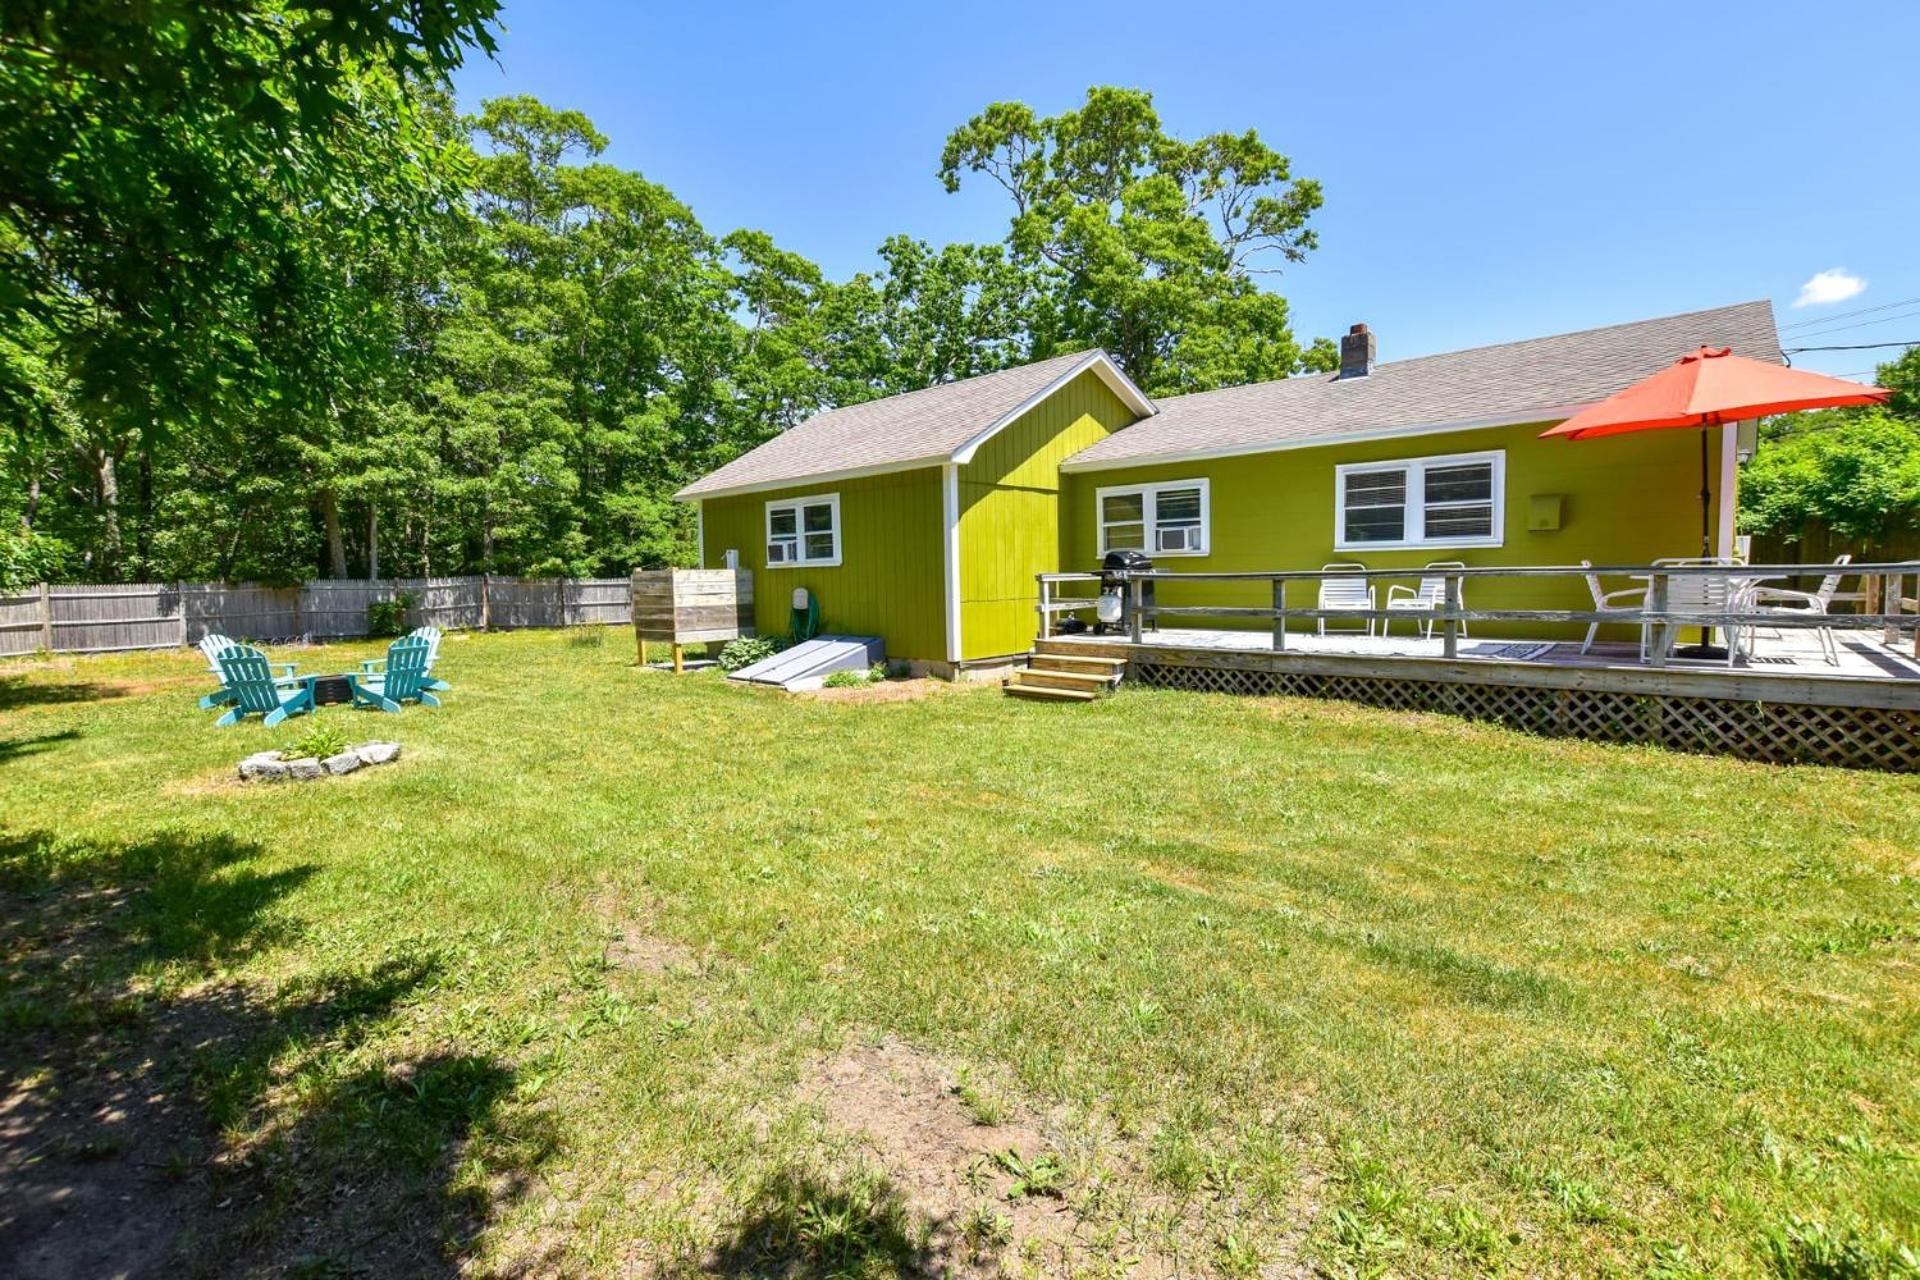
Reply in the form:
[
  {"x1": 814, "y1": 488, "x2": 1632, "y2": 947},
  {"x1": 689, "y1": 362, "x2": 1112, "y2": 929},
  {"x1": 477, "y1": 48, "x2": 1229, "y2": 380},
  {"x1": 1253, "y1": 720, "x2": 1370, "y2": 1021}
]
[
  {"x1": 1097, "y1": 479, "x2": 1209, "y2": 556},
  {"x1": 765, "y1": 493, "x2": 840, "y2": 567},
  {"x1": 1334, "y1": 451, "x2": 1503, "y2": 550}
]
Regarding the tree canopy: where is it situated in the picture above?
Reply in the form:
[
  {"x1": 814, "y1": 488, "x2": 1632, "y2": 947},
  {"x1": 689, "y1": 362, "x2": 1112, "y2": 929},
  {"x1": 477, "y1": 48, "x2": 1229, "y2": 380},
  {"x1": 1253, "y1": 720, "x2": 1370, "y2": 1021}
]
[
  {"x1": 3, "y1": 59, "x2": 1339, "y2": 588},
  {"x1": 1738, "y1": 349, "x2": 1920, "y2": 547}
]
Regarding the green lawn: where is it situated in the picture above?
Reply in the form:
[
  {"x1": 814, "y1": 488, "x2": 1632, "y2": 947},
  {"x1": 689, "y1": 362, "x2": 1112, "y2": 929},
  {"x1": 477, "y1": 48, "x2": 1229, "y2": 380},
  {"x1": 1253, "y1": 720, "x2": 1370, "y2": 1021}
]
[{"x1": 1, "y1": 628, "x2": 1915, "y2": 1279}]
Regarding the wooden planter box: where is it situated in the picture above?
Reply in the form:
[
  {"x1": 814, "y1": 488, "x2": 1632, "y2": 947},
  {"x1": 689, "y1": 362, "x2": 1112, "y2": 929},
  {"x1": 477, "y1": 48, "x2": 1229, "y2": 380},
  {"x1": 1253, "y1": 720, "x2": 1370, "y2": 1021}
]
[{"x1": 630, "y1": 569, "x2": 753, "y2": 668}]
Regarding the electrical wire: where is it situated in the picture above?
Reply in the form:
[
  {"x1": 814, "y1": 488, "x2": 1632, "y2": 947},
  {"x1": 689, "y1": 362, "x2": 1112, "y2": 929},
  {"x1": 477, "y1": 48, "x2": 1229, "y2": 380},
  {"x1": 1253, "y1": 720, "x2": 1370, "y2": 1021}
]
[
  {"x1": 1781, "y1": 340, "x2": 1919, "y2": 354},
  {"x1": 1775, "y1": 306, "x2": 1920, "y2": 341},
  {"x1": 1778, "y1": 294, "x2": 1920, "y2": 330}
]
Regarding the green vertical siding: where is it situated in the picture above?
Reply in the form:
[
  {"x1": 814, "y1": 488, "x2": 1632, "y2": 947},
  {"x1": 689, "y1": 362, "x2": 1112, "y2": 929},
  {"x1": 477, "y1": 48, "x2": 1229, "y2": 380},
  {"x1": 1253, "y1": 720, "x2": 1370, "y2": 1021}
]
[
  {"x1": 956, "y1": 369, "x2": 1138, "y2": 659},
  {"x1": 700, "y1": 468, "x2": 947, "y2": 660},
  {"x1": 1061, "y1": 420, "x2": 1728, "y2": 639}
]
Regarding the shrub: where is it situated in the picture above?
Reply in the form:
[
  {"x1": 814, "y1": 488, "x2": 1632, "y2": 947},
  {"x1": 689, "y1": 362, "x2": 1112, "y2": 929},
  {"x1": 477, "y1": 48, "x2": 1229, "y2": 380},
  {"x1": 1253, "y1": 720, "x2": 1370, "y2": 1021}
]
[
  {"x1": 367, "y1": 591, "x2": 415, "y2": 638},
  {"x1": 718, "y1": 635, "x2": 787, "y2": 672},
  {"x1": 822, "y1": 670, "x2": 867, "y2": 688},
  {"x1": 283, "y1": 720, "x2": 349, "y2": 762}
]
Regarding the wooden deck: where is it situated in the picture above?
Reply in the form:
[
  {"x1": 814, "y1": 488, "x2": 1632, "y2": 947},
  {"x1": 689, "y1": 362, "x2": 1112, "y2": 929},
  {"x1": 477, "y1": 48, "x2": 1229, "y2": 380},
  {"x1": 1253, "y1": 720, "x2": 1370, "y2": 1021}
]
[
  {"x1": 1050, "y1": 626, "x2": 1920, "y2": 705},
  {"x1": 1036, "y1": 626, "x2": 1920, "y2": 769}
]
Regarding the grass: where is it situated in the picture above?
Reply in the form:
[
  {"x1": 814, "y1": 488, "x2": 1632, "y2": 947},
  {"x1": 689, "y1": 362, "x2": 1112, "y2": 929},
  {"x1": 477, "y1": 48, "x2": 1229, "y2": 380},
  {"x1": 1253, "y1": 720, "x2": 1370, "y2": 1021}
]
[{"x1": 0, "y1": 628, "x2": 1916, "y2": 1277}]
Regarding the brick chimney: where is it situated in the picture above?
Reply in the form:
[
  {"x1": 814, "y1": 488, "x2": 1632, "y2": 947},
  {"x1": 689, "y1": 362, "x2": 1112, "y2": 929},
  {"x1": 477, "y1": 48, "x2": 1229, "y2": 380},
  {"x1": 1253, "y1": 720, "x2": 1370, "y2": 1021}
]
[{"x1": 1339, "y1": 323, "x2": 1375, "y2": 379}]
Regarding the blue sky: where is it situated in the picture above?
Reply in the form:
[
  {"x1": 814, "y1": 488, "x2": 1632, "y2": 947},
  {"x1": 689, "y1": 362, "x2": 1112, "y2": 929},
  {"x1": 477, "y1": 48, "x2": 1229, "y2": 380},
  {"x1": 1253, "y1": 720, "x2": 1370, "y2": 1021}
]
[{"x1": 453, "y1": 1, "x2": 1918, "y2": 383}]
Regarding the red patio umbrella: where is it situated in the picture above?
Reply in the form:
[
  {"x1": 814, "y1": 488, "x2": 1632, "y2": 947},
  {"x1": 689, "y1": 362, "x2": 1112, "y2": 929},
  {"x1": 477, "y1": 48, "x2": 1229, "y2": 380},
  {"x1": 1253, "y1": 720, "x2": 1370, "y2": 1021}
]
[
  {"x1": 1542, "y1": 346, "x2": 1889, "y2": 555},
  {"x1": 1541, "y1": 346, "x2": 1889, "y2": 654}
]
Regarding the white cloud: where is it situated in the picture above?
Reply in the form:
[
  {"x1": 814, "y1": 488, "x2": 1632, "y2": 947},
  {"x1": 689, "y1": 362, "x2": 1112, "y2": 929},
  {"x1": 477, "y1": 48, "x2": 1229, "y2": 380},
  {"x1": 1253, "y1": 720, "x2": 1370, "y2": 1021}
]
[{"x1": 1793, "y1": 268, "x2": 1866, "y2": 308}]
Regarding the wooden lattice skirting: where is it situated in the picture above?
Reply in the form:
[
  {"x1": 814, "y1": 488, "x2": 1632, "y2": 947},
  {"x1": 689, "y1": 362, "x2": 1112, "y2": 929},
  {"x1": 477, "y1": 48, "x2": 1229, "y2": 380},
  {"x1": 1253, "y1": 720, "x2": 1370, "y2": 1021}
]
[{"x1": 1130, "y1": 662, "x2": 1920, "y2": 771}]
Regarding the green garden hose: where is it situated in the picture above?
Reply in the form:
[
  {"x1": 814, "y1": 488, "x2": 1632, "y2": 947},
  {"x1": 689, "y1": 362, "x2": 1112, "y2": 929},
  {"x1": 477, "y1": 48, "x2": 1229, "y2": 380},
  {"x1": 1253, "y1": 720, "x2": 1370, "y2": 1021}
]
[{"x1": 789, "y1": 588, "x2": 821, "y2": 643}]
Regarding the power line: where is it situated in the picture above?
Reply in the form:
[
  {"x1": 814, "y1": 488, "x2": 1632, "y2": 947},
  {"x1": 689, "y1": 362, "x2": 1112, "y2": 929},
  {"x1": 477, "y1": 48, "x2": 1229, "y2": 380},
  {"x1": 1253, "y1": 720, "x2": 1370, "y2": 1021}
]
[
  {"x1": 1778, "y1": 294, "x2": 1920, "y2": 330},
  {"x1": 1776, "y1": 307, "x2": 1920, "y2": 341},
  {"x1": 1781, "y1": 340, "x2": 1919, "y2": 353}
]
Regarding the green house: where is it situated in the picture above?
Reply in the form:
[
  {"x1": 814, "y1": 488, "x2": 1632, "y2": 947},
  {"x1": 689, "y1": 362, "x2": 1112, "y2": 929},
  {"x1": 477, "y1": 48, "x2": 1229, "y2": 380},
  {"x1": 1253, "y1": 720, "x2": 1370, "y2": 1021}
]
[{"x1": 678, "y1": 300, "x2": 1781, "y2": 674}]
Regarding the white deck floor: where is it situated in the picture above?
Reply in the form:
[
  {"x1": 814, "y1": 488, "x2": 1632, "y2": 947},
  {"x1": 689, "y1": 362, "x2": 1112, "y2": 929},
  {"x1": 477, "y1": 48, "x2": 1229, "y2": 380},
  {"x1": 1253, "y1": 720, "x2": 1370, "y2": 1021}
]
[{"x1": 1054, "y1": 626, "x2": 1920, "y2": 683}]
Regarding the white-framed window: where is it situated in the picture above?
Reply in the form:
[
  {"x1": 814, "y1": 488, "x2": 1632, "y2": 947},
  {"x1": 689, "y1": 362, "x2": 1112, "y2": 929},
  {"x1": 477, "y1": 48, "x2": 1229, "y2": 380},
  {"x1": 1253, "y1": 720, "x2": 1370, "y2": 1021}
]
[
  {"x1": 1334, "y1": 450, "x2": 1504, "y2": 551},
  {"x1": 1096, "y1": 479, "x2": 1210, "y2": 557},
  {"x1": 765, "y1": 493, "x2": 841, "y2": 567}
]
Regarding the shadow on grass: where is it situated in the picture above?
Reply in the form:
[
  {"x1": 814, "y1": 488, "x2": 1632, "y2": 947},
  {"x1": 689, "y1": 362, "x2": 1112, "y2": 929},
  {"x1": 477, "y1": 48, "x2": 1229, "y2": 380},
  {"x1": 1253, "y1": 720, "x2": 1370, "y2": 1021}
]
[
  {"x1": 0, "y1": 828, "x2": 552, "y2": 1279},
  {"x1": 706, "y1": 1164, "x2": 938, "y2": 1279},
  {"x1": 0, "y1": 676, "x2": 134, "y2": 712},
  {"x1": 0, "y1": 729, "x2": 81, "y2": 764}
]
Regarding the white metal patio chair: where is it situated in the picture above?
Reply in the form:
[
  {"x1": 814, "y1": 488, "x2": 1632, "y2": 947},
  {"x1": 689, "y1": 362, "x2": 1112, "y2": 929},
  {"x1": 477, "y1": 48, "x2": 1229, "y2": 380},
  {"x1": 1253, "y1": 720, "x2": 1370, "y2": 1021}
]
[
  {"x1": 1580, "y1": 561, "x2": 1648, "y2": 655},
  {"x1": 1384, "y1": 562, "x2": 1466, "y2": 640},
  {"x1": 1317, "y1": 563, "x2": 1375, "y2": 637},
  {"x1": 1746, "y1": 555, "x2": 1852, "y2": 665},
  {"x1": 1645, "y1": 557, "x2": 1747, "y2": 666}
]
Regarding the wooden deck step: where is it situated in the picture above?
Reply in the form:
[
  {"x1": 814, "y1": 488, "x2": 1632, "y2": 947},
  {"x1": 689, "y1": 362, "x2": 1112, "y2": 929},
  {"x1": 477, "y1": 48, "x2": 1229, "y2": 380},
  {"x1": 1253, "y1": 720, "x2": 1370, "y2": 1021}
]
[
  {"x1": 1003, "y1": 646, "x2": 1129, "y2": 701},
  {"x1": 1001, "y1": 680, "x2": 1100, "y2": 703},
  {"x1": 1030, "y1": 653, "x2": 1129, "y2": 677}
]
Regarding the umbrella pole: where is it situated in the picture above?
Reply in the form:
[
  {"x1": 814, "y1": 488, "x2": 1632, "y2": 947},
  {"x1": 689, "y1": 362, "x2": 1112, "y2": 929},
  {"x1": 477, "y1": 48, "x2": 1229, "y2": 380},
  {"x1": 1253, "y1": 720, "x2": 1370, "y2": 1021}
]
[{"x1": 1699, "y1": 426, "x2": 1711, "y2": 559}]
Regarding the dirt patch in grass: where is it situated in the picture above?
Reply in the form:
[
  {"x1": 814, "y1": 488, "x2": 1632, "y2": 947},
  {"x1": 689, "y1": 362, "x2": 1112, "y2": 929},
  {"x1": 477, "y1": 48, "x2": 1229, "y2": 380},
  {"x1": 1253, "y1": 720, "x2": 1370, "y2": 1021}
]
[
  {"x1": 797, "y1": 1038, "x2": 1185, "y2": 1278},
  {"x1": 607, "y1": 924, "x2": 699, "y2": 977},
  {"x1": 805, "y1": 678, "x2": 959, "y2": 704}
]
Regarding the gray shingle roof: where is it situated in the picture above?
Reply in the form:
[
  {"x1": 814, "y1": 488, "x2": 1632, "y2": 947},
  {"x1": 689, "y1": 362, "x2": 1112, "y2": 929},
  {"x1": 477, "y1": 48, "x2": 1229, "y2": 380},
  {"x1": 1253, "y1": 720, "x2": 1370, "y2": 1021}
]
[
  {"x1": 1063, "y1": 299, "x2": 1781, "y2": 470},
  {"x1": 678, "y1": 349, "x2": 1136, "y2": 499}
]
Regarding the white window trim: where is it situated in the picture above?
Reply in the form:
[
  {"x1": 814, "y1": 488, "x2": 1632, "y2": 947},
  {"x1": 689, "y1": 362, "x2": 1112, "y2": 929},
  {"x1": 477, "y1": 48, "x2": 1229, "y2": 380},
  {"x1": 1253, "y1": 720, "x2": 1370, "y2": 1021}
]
[
  {"x1": 1095, "y1": 478, "x2": 1211, "y2": 558},
  {"x1": 1334, "y1": 450, "x2": 1505, "y2": 552},
  {"x1": 764, "y1": 492, "x2": 842, "y2": 568}
]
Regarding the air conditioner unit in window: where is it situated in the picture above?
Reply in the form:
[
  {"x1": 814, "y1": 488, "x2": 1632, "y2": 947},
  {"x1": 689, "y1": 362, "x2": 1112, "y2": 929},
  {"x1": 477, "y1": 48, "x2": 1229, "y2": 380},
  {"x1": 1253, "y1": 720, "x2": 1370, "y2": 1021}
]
[
  {"x1": 767, "y1": 544, "x2": 791, "y2": 564},
  {"x1": 1158, "y1": 527, "x2": 1201, "y2": 552}
]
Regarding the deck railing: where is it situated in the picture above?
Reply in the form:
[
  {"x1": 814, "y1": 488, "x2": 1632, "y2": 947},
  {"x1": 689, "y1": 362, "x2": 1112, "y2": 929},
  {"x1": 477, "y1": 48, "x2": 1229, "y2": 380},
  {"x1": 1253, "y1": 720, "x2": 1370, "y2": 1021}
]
[{"x1": 1036, "y1": 562, "x2": 1920, "y2": 667}]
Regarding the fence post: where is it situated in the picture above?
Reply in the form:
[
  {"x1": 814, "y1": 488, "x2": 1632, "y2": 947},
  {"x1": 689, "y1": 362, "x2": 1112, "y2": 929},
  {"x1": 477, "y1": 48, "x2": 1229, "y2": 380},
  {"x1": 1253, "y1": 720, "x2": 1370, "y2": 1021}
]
[
  {"x1": 480, "y1": 572, "x2": 491, "y2": 631},
  {"x1": 1128, "y1": 577, "x2": 1144, "y2": 645},
  {"x1": 1441, "y1": 573, "x2": 1460, "y2": 660},
  {"x1": 557, "y1": 577, "x2": 569, "y2": 629},
  {"x1": 175, "y1": 583, "x2": 188, "y2": 648},
  {"x1": 38, "y1": 582, "x2": 53, "y2": 652},
  {"x1": 1271, "y1": 578, "x2": 1286, "y2": 652}
]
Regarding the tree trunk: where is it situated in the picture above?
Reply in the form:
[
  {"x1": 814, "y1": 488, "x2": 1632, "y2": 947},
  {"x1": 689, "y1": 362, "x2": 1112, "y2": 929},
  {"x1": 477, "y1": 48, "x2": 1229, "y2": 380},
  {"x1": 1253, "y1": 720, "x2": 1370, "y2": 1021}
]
[
  {"x1": 367, "y1": 501, "x2": 379, "y2": 581},
  {"x1": 22, "y1": 471, "x2": 39, "y2": 533},
  {"x1": 319, "y1": 488, "x2": 348, "y2": 579},
  {"x1": 93, "y1": 447, "x2": 121, "y2": 581},
  {"x1": 136, "y1": 450, "x2": 153, "y2": 580}
]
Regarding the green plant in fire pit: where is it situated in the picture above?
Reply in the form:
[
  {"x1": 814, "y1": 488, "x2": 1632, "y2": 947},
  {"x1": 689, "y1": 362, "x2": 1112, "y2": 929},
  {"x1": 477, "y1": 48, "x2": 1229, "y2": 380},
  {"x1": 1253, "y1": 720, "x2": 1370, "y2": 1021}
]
[{"x1": 283, "y1": 720, "x2": 349, "y2": 762}]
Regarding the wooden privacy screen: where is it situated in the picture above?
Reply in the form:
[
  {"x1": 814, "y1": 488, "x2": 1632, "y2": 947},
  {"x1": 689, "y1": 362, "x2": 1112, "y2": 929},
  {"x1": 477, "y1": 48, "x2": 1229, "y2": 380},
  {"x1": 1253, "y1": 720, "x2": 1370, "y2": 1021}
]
[{"x1": 630, "y1": 569, "x2": 753, "y2": 652}]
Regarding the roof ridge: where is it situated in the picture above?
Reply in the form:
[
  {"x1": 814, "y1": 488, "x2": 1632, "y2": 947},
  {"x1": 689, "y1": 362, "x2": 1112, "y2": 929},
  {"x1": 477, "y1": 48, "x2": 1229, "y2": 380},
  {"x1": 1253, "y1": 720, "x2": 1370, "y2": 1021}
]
[
  {"x1": 1152, "y1": 300, "x2": 1777, "y2": 409},
  {"x1": 1367, "y1": 298, "x2": 1776, "y2": 373},
  {"x1": 805, "y1": 346, "x2": 1100, "y2": 420}
]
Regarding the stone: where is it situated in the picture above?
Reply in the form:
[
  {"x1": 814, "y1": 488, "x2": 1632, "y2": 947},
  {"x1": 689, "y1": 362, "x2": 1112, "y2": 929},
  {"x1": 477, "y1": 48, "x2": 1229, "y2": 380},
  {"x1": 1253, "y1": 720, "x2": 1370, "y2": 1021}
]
[
  {"x1": 355, "y1": 741, "x2": 401, "y2": 766},
  {"x1": 286, "y1": 756, "x2": 323, "y2": 781},
  {"x1": 238, "y1": 751, "x2": 289, "y2": 782},
  {"x1": 323, "y1": 750, "x2": 362, "y2": 776}
]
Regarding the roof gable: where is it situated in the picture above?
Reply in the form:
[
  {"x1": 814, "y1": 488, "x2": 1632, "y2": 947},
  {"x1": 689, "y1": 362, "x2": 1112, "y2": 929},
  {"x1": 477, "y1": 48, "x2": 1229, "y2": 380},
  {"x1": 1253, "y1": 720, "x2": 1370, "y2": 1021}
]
[
  {"x1": 1062, "y1": 300, "x2": 1782, "y2": 471},
  {"x1": 678, "y1": 350, "x2": 1153, "y2": 500}
]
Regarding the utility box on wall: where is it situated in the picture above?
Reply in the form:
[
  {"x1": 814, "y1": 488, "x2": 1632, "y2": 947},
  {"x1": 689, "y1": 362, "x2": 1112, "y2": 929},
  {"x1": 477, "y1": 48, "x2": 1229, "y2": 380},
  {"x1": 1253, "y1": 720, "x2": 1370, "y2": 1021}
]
[
  {"x1": 1527, "y1": 494, "x2": 1565, "y2": 532},
  {"x1": 630, "y1": 569, "x2": 753, "y2": 670}
]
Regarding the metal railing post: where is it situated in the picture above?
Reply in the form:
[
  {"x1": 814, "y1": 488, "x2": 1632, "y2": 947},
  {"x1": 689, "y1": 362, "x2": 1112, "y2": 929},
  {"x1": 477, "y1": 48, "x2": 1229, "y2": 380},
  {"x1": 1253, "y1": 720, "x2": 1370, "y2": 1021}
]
[
  {"x1": 1128, "y1": 576, "x2": 1144, "y2": 644},
  {"x1": 1886, "y1": 572, "x2": 1902, "y2": 646},
  {"x1": 1271, "y1": 578, "x2": 1286, "y2": 652},
  {"x1": 1648, "y1": 570, "x2": 1672, "y2": 667},
  {"x1": 1441, "y1": 573, "x2": 1461, "y2": 659},
  {"x1": 1037, "y1": 576, "x2": 1051, "y2": 641}
]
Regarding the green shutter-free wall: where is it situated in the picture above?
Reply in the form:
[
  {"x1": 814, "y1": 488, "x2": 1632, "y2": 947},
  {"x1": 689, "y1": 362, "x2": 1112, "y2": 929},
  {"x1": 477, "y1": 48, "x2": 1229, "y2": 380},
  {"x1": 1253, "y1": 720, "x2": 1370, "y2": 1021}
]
[
  {"x1": 957, "y1": 368, "x2": 1137, "y2": 660},
  {"x1": 700, "y1": 468, "x2": 947, "y2": 660},
  {"x1": 1061, "y1": 420, "x2": 1726, "y2": 639}
]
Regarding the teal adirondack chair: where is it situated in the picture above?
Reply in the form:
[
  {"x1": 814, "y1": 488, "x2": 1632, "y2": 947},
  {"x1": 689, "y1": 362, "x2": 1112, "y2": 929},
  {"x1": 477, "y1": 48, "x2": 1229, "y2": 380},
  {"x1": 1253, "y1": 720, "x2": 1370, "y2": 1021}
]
[
  {"x1": 197, "y1": 633, "x2": 300, "y2": 709},
  {"x1": 359, "y1": 624, "x2": 449, "y2": 692},
  {"x1": 350, "y1": 636, "x2": 439, "y2": 713},
  {"x1": 213, "y1": 645, "x2": 315, "y2": 727}
]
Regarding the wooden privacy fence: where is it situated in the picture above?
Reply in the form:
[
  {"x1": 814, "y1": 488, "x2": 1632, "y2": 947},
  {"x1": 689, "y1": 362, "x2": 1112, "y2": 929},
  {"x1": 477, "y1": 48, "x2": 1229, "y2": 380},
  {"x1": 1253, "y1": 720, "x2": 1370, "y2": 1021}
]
[{"x1": 0, "y1": 575, "x2": 634, "y2": 657}]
